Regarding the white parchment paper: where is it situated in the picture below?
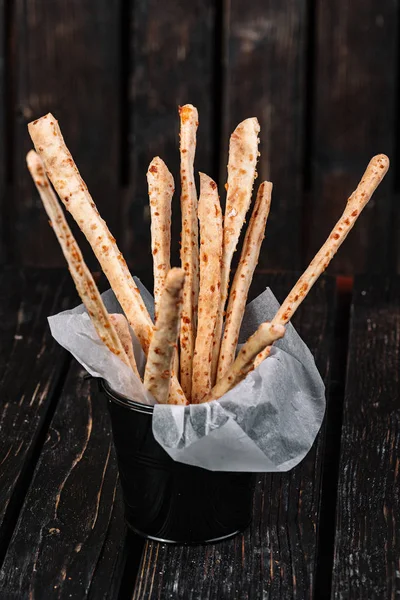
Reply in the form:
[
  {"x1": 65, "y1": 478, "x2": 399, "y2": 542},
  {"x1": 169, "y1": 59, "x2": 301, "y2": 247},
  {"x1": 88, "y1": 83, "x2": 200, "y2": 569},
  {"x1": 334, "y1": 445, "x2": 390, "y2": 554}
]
[{"x1": 48, "y1": 280, "x2": 325, "y2": 472}]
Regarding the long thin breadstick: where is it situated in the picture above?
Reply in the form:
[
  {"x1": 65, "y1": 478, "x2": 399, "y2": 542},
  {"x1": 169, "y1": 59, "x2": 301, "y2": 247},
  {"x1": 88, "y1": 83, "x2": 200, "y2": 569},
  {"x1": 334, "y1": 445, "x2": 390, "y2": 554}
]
[
  {"x1": 179, "y1": 104, "x2": 199, "y2": 399},
  {"x1": 29, "y1": 114, "x2": 153, "y2": 351},
  {"x1": 211, "y1": 117, "x2": 260, "y2": 383},
  {"x1": 191, "y1": 174, "x2": 223, "y2": 403},
  {"x1": 254, "y1": 153, "x2": 390, "y2": 367},
  {"x1": 26, "y1": 150, "x2": 134, "y2": 372},
  {"x1": 29, "y1": 115, "x2": 186, "y2": 405},
  {"x1": 202, "y1": 323, "x2": 285, "y2": 402},
  {"x1": 109, "y1": 314, "x2": 140, "y2": 378},
  {"x1": 144, "y1": 268, "x2": 186, "y2": 404},
  {"x1": 147, "y1": 157, "x2": 173, "y2": 321},
  {"x1": 217, "y1": 181, "x2": 272, "y2": 379}
]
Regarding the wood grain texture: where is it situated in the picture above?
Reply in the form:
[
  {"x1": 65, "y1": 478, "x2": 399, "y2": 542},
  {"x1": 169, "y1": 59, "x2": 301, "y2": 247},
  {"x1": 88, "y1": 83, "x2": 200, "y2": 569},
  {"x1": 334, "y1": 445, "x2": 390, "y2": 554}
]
[
  {"x1": 132, "y1": 272, "x2": 336, "y2": 599},
  {"x1": 0, "y1": 268, "x2": 73, "y2": 556},
  {"x1": 0, "y1": 364, "x2": 127, "y2": 599},
  {"x1": 125, "y1": 0, "x2": 216, "y2": 270},
  {"x1": 88, "y1": 485, "x2": 127, "y2": 600},
  {"x1": 222, "y1": 0, "x2": 307, "y2": 271},
  {"x1": 332, "y1": 276, "x2": 400, "y2": 599},
  {"x1": 310, "y1": 0, "x2": 397, "y2": 275},
  {"x1": 0, "y1": 0, "x2": 5, "y2": 262},
  {"x1": 11, "y1": 0, "x2": 121, "y2": 266}
]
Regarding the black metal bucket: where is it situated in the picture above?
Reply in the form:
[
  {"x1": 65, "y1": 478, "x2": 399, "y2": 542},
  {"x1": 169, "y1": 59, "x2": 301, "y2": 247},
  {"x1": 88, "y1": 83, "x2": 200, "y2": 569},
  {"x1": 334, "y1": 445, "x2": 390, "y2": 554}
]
[{"x1": 100, "y1": 381, "x2": 255, "y2": 545}]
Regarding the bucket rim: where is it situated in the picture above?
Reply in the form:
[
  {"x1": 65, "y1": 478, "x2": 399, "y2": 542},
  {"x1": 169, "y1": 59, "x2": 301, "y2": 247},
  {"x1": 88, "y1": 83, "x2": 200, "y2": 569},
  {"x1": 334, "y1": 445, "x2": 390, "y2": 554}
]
[{"x1": 100, "y1": 379, "x2": 154, "y2": 415}]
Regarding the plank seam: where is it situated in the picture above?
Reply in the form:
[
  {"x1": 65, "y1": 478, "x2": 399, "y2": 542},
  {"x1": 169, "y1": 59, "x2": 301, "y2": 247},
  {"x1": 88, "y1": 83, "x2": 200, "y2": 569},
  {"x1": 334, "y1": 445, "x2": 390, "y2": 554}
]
[
  {"x1": 314, "y1": 278, "x2": 352, "y2": 599},
  {"x1": 0, "y1": 355, "x2": 72, "y2": 570}
]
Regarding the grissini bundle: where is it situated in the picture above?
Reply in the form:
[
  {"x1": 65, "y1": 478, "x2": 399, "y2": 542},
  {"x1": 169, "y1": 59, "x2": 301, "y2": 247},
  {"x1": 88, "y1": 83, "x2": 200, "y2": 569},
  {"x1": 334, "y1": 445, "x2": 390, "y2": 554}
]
[
  {"x1": 191, "y1": 174, "x2": 223, "y2": 403},
  {"x1": 26, "y1": 149, "x2": 136, "y2": 374},
  {"x1": 147, "y1": 157, "x2": 173, "y2": 322},
  {"x1": 252, "y1": 154, "x2": 389, "y2": 366},
  {"x1": 28, "y1": 107, "x2": 389, "y2": 407},
  {"x1": 144, "y1": 268, "x2": 185, "y2": 404},
  {"x1": 29, "y1": 114, "x2": 186, "y2": 405},
  {"x1": 217, "y1": 181, "x2": 272, "y2": 379},
  {"x1": 179, "y1": 104, "x2": 199, "y2": 398},
  {"x1": 211, "y1": 118, "x2": 260, "y2": 384}
]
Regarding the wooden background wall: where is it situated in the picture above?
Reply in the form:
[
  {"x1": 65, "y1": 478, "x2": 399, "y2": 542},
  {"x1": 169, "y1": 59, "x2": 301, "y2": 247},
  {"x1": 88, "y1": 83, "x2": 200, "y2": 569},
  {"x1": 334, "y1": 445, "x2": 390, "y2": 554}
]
[{"x1": 0, "y1": 0, "x2": 398, "y2": 276}]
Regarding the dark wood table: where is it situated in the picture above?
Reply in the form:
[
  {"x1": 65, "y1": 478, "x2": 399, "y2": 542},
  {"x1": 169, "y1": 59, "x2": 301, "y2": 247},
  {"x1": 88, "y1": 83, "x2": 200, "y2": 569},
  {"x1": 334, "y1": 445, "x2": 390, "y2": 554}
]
[{"x1": 0, "y1": 267, "x2": 398, "y2": 599}]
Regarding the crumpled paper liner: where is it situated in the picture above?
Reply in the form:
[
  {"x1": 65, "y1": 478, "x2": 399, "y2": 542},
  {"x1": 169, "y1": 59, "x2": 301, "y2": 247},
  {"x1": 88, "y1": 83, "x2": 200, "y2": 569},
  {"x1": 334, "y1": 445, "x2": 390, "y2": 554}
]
[{"x1": 48, "y1": 279, "x2": 325, "y2": 472}]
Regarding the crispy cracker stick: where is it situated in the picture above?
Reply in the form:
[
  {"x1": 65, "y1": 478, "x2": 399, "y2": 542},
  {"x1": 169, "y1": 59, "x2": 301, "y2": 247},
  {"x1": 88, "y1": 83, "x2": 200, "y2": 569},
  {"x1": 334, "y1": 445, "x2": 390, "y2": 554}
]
[
  {"x1": 211, "y1": 117, "x2": 260, "y2": 383},
  {"x1": 29, "y1": 114, "x2": 153, "y2": 352},
  {"x1": 191, "y1": 174, "x2": 223, "y2": 403},
  {"x1": 26, "y1": 150, "x2": 134, "y2": 372},
  {"x1": 254, "y1": 153, "x2": 390, "y2": 367},
  {"x1": 202, "y1": 323, "x2": 285, "y2": 402},
  {"x1": 217, "y1": 181, "x2": 272, "y2": 379},
  {"x1": 147, "y1": 157, "x2": 173, "y2": 321},
  {"x1": 179, "y1": 104, "x2": 199, "y2": 399},
  {"x1": 144, "y1": 268, "x2": 185, "y2": 404},
  {"x1": 109, "y1": 314, "x2": 140, "y2": 378},
  {"x1": 29, "y1": 115, "x2": 186, "y2": 405}
]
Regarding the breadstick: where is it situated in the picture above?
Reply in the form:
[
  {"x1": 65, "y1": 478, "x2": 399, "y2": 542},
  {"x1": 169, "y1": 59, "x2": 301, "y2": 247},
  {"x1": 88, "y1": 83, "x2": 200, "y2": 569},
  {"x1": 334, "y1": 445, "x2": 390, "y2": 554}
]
[
  {"x1": 144, "y1": 268, "x2": 185, "y2": 404},
  {"x1": 202, "y1": 323, "x2": 285, "y2": 402},
  {"x1": 211, "y1": 117, "x2": 260, "y2": 383},
  {"x1": 147, "y1": 157, "x2": 173, "y2": 321},
  {"x1": 109, "y1": 314, "x2": 140, "y2": 378},
  {"x1": 26, "y1": 150, "x2": 133, "y2": 372},
  {"x1": 29, "y1": 114, "x2": 153, "y2": 352},
  {"x1": 191, "y1": 174, "x2": 223, "y2": 403},
  {"x1": 217, "y1": 181, "x2": 272, "y2": 379},
  {"x1": 179, "y1": 104, "x2": 199, "y2": 399},
  {"x1": 254, "y1": 153, "x2": 390, "y2": 367},
  {"x1": 29, "y1": 115, "x2": 187, "y2": 405}
]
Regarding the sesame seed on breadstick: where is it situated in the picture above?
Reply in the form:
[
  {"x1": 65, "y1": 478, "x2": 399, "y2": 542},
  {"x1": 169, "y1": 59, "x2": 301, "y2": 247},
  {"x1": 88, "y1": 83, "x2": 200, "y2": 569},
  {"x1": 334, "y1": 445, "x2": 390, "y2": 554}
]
[
  {"x1": 217, "y1": 181, "x2": 272, "y2": 379},
  {"x1": 211, "y1": 117, "x2": 260, "y2": 384},
  {"x1": 26, "y1": 150, "x2": 134, "y2": 372},
  {"x1": 255, "y1": 153, "x2": 390, "y2": 367},
  {"x1": 203, "y1": 323, "x2": 285, "y2": 403},
  {"x1": 147, "y1": 157, "x2": 173, "y2": 322},
  {"x1": 191, "y1": 174, "x2": 223, "y2": 403},
  {"x1": 179, "y1": 104, "x2": 199, "y2": 399},
  {"x1": 144, "y1": 268, "x2": 186, "y2": 404}
]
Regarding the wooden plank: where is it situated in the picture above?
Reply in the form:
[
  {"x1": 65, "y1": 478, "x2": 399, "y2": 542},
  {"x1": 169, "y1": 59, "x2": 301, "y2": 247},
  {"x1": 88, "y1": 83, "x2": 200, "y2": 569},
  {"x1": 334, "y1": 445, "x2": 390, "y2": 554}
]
[
  {"x1": 332, "y1": 275, "x2": 400, "y2": 598},
  {"x1": 310, "y1": 1, "x2": 397, "y2": 275},
  {"x1": 222, "y1": 0, "x2": 307, "y2": 271},
  {"x1": 125, "y1": 0, "x2": 216, "y2": 270},
  {"x1": 11, "y1": 0, "x2": 121, "y2": 266},
  {"x1": 132, "y1": 272, "x2": 336, "y2": 599},
  {"x1": 0, "y1": 0, "x2": 5, "y2": 262},
  {"x1": 88, "y1": 485, "x2": 127, "y2": 600},
  {"x1": 0, "y1": 268, "x2": 73, "y2": 558},
  {"x1": 0, "y1": 364, "x2": 129, "y2": 599}
]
